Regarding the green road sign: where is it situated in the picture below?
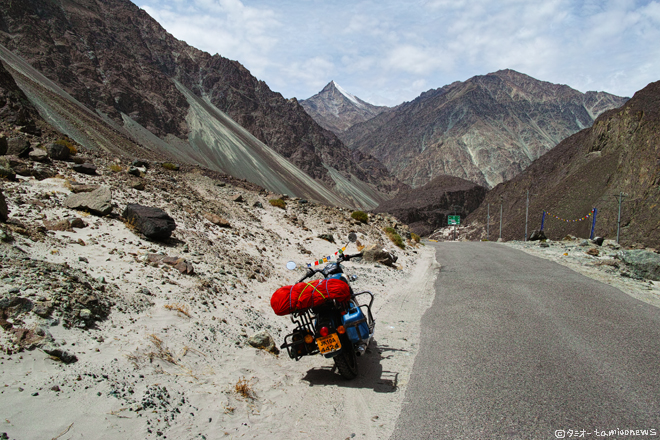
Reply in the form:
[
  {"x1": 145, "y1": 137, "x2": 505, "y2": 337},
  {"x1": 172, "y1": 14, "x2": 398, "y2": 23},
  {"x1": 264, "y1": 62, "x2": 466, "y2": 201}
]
[{"x1": 448, "y1": 215, "x2": 460, "y2": 226}]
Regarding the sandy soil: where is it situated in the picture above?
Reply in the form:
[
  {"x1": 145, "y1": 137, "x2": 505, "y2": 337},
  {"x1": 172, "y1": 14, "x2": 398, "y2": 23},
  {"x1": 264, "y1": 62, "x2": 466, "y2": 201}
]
[{"x1": 0, "y1": 154, "x2": 438, "y2": 440}]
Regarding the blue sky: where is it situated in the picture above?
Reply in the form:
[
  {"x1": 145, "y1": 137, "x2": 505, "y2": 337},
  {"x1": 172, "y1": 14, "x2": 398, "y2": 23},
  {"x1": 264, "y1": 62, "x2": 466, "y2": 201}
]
[{"x1": 139, "y1": 0, "x2": 660, "y2": 106}]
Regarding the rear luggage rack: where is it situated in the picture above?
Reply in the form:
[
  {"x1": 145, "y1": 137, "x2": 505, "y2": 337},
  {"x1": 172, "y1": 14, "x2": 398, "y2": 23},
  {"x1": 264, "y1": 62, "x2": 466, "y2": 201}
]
[{"x1": 280, "y1": 309, "x2": 319, "y2": 360}]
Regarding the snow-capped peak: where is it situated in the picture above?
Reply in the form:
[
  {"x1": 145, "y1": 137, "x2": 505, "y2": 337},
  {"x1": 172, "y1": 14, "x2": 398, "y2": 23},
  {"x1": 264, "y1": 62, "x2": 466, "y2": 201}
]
[{"x1": 332, "y1": 81, "x2": 364, "y2": 109}]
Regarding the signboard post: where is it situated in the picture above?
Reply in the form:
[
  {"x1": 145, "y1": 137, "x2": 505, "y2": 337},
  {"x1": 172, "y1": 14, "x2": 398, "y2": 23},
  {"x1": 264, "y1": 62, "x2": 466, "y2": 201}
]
[{"x1": 448, "y1": 215, "x2": 460, "y2": 240}]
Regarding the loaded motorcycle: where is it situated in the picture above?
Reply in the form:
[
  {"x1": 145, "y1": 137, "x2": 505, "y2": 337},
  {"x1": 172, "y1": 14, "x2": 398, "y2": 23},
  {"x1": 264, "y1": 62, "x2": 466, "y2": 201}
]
[{"x1": 270, "y1": 233, "x2": 375, "y2": 379}]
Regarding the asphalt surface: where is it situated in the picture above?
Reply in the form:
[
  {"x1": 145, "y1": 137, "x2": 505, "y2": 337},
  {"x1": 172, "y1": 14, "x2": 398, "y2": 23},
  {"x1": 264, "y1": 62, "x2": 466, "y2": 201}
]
[{"x1": 391, "y1": 242, "x2": 660, "y2": 440}]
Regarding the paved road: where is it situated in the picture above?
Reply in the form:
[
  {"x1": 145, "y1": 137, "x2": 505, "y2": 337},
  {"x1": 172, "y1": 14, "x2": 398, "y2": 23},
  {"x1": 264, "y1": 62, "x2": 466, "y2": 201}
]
[{"x1": 391, "y1": 242, "x2": 660, "y2": 440}]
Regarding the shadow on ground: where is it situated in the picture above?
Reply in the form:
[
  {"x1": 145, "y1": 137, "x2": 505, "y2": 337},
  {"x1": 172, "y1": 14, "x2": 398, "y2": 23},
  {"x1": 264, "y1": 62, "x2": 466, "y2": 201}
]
[{"x1": 301, "y1": 339, "x2": 407, "y2": 392}]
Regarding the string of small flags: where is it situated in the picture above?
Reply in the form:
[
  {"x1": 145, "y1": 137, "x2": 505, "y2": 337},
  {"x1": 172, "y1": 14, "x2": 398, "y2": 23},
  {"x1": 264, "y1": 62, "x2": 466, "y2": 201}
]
[
  {"x1": 307, "y1": 244, "x2": 347, "y2": 267},
  {"x1": 544, "y1": 209, "x2": 595, "y2": 223}
]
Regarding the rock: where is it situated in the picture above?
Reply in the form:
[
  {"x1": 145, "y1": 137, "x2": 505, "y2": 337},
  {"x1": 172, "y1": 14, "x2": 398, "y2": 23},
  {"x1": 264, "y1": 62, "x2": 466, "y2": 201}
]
[
  {"x1": 72, "y1": 163, "x2": 98, "y2": 175},
  {"x1": 318, "y1": 234, "x2": 335, "y2": 243},
  {"x1": 528, "y1": 229, "x2": 547, "y2": 241},
  {"x1": 69, "y1": 218, "x2": 87, "y2": 228},
  {"x1": 0, "y1": 297, "x2": 34, "y2": 318},
  {"x1": 0, "y1": 166, "x2": 16, "y2": 181},
  {"x1": 586, "y1": 248, "x2": 599, "y2": 256},
  {"x1": 79, "y1": 309, "x2": 92, "y2": 320},
  {"x1": 127, "y1": 167, "x2": 141, "y2": 177},
  {"x1": 28, "y1": 148, "x2": 49, "y2": 162},
  {"x1": 123, "y1": 204, "x2": 176, "y2": 239},
  {"x1": 203, "y1": 212, "x2": 231, "y2": 228},
  {"x1": 579, "y1": 240, "x2": 590, "y2": 247},
  {"x1": 363, "y1": 245, "x2": 398, "y2": 267},
  {"x1": 538, "y1": 242, "x2": 550, "y2": 248},
  {"x1": 618, "y1": 250, "x2": 660, "y2": 281},
  {"x1": 69, "y1": 183, "x2": 100, "y2": 193},
  {"x1": 131, "y1": 159, "x2": 149, "y2": 168},
  {"x1": 0, "y1": 134, "x2": 7, "y2": 155},
  {"x1": 0, "y1": 189, "x2": 8, "y2": 222},
  {"x1": 43, "y1": 219, "x2": 70, "y2": 231},
  {"x1": 79, "y1": 256, "x2": 88, "y2": 263},
  {"x1": 159, "y1": 255, "x2": 195, "y2": 274},
  {"x1": 33, "y1": 303, "x2": 53, "y2": 318},
  {"x1": 232, "y1": 194, "x2": 244, "y2": 203},
  {"x1": 31, "y1": 166, "x2": 56, "y2": 181},
  {"x1": 42, "y1": 344, "x2": 78, "y2": 364},
  {"x1": 173, "y1": 259, "x2": 194, "y2": 275},
  {"x1": 253, "y1": 201, "x2": 263, "y2": 209},
  {"x1": 7, "y1": 138, "x2": 30, "y2": 157},
  {"x1": 51, "y1": 385, "x2": 61, "y2": 392},
  {"x1": 70, "y1": 156, "x2": 87, "y2": 164},
  {"x1": 46, "y1": 142, "x2": 70, "y2": 160},
  {"x1": 247, "y1": 331, "x2": 279, "y2": 355},
  {"x1": 592, "y1": 236, "x2": 605, "y2": 246},
  {"x1": 128, "y1": 179, "x2": 145, "y2": 190},
  {"x1": 64, "y1": 186, "x2": 112, "y2": 216}
]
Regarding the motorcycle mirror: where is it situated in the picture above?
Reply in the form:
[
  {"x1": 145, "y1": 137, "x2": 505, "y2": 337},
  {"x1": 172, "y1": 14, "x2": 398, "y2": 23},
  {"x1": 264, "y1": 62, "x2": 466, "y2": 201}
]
[
  {"x1": 286, "y1": 261, "x2": 297, "y2": 271},
  {"x1": 348, "y1": 232, "x2": 357, "y2": 243}
]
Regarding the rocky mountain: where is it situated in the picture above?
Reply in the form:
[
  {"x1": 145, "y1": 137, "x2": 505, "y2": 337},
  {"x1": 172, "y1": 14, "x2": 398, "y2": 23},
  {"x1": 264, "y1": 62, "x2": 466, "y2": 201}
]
[
  {"x1": 342, "y1": 70, "x2": 628, "y2": 188},
  {"x1": 0, "y1": 0, "x2": 402, "y2": 208},
  {"x1": 465, "y1": 80, "x2": 660, "y2": 249},
  {"x1": 300, "y1": 81, "x2": 389, "y2": 135},
  {"x1": 372, "y1": 174, "x2": 486, "y2": 236}
]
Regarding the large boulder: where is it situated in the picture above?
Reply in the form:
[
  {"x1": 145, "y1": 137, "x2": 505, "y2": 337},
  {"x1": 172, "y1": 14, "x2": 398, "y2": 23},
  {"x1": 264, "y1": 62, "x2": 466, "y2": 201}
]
[
  {"x1": 123, "y1": 204, "x2": 176, "y2": 239},
  {"x1": 46, "y1": 142, "x2": 70, "y2": 161},
  {"x1": 72, "y1": 163, "x2": 97, "y2": 175},
  {"x1": 6, "y1": 138, "x2": 30, "y2": 157},
  {"x1": 0, "y1": 189, "x2": 8, "y2": 222},
  {"x1": 363, "y1": 244, "x2": 398, "y2": 267},
  {"x1": 618, "y1": 250, "x2": 660, "y2": 281},
  {"x1": 528, "y1": 229, "x2": 547, "y2": 241},
  {"x1": 0, "y1": 134, "x2": 7, "y2": 155},
  {"x1": 64, "y1": 186, "x2": 112, "y2": 216}
]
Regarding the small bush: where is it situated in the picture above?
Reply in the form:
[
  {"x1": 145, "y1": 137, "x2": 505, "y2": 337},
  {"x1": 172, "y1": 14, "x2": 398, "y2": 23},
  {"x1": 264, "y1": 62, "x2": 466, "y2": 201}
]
[
  {"x1": 411, "y1": 232, "x2": 420, "y2": 243},
  {"x1": 384, "y1": 227, "x2": 405, "y2": 249},
  {"x1": 235, "y1": 377, "x2": 255, "y2": 400},
  {"x1": 351, "y1": 211, "x2": 369, "y2": 223},
  {"x1": 162, "y1": 162, "x2": 180, "y2": 171},
  {"x1": 55, "y1": 139, "x2": 77, "y2": 155},
  {"x1": 164, "y1": 303, "x2": 191, "y2": 318},
  {"x1": 269, "y1": 198, "x2": 286, "y2": 209},
  {"x1": 109, "y1": 164, "x2": 123, "y2": 172}
]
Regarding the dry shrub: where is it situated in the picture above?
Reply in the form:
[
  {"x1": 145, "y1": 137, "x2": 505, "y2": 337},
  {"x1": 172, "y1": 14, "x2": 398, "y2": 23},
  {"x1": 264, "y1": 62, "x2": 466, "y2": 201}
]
[
  {"x1": 123, "y1": 216, "x2": 137, "y2": 231},
  {"x1": 351, "y1": 211, "x2": 369, "y2": 223},
  {"x1": 109, "y1": 164, "x2": 123, "y2": 173},
  {"x1": 411, "y1": 232, "x2": 421, "y2": 243},
  {"x1": 164, "y1": 303, "x2": 191, "y2": 318},
  {"x1": 384, "y1": 227, "x2": 405, "y2": 249},
  {"x1": 235, "y1": 377, "x2": 255, "y2": 400},
  {"x1": 269, "y1": 198, "x2": 286, "y2": 209}
]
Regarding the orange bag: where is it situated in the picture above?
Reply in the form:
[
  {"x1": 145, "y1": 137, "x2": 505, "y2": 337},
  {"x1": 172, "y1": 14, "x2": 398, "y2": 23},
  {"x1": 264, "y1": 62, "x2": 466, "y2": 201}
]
[{"x1": 271, "y1": 278, "x2": 351, "y2": 316}]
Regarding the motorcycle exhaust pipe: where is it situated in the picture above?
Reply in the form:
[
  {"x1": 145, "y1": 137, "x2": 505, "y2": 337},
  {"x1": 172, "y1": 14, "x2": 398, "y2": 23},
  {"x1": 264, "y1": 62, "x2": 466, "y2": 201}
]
[{"x1": 356, "y1": 344, "x2": 367, "y2": 357}]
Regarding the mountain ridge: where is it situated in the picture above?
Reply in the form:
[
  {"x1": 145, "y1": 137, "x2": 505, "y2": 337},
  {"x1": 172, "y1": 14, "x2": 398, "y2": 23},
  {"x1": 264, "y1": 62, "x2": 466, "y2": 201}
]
[
  {"x1": 0, "y1": 0, "x2": 403, "y2": 208},
  {"x1": 300, "y1": 81, "x2": 389, "y2": 134},
  {"x1": 341, "y1": 69, "x2": 628, "y2": 189}
]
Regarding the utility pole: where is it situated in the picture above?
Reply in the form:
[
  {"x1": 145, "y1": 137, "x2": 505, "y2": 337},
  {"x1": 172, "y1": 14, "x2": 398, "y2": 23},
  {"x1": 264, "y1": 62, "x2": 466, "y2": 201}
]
[
  {"x1": 499, "y1": 202, "x2": 503, "y2": 241},
  {"x1": 487, "y1": 203, "x2": 490, "y2": 241},
  {"x1": 525, "y1": 189, "x2": 529, "y2": 241}
]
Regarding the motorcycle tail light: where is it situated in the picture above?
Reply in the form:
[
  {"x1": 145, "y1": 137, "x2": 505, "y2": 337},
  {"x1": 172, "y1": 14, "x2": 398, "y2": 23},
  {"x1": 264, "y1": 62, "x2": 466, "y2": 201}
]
[
  {"x1": 304, "y1": 334, "x2": 314, "y2": 344},
  {"x1": 337, "y1": 326, "x2": 346, "y2": 335},
  {"x1": 341, "y1": 311, "x2": 347, "y2": 315},
  {"x1": 319, "y1": 327, "x2": 329, "y2": 337}
]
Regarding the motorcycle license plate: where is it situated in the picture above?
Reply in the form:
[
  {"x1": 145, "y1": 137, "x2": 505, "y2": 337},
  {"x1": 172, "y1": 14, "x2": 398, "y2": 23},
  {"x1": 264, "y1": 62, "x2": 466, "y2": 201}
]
[{"x1": 316, "y1": 333, "x2": 341, "y2": 354}]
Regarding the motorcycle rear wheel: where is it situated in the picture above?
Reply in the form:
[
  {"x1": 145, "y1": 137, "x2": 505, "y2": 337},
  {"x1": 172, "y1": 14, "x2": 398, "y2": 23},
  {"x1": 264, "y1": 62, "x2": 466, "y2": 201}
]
[{"x1": 334, "y1": 338, "x2": 358, "y2": 379}]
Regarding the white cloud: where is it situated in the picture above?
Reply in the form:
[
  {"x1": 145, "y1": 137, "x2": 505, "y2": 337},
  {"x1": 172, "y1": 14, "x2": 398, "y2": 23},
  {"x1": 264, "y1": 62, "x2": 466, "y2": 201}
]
[{"x1": 138, "y1": 0, "x2": 660, "y2": 103}]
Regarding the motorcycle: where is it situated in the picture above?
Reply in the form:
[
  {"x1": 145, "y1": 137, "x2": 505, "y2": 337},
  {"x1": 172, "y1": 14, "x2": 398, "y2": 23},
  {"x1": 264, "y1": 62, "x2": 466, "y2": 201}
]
[{"x1": 276, "y1": 233, "x2": 375, "y2": 379}]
